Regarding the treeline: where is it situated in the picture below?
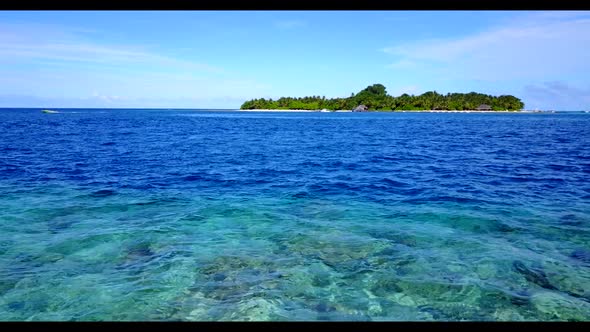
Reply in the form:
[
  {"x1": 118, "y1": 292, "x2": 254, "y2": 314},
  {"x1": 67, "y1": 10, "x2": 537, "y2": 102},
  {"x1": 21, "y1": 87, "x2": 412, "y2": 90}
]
[{"x1": 240, "y1": 84, "x2": 524, "y2": 111}]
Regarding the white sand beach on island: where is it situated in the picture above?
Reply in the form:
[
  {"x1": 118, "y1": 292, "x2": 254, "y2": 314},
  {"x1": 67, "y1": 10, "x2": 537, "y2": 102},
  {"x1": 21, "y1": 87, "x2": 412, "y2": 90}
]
[
  {"x1": 237, "y1": 109, "x2": 521, "y2": 113},
  {"x1": 238, "y1": 109, "x2": 352, "y2": 112}
]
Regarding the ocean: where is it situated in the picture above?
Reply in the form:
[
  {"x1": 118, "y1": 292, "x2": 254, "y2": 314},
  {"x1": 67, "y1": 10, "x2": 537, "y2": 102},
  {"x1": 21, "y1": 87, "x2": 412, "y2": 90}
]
[{"x1": 0, "y1": 108, "x2": 589, "y2": 321}]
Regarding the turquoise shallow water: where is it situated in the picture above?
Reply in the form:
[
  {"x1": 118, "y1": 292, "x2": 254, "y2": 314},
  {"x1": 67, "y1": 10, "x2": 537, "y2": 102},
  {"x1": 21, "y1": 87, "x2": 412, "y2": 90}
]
[{"x1": 0, "y1": 109, "x2": 589, "y2": 321}]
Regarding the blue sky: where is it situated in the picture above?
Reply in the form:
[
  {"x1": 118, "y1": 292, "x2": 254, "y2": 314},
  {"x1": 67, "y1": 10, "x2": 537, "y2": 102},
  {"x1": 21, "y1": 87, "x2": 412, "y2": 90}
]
[{"x1": 0, "y1": 10, "x2": 589, "y2": 110}]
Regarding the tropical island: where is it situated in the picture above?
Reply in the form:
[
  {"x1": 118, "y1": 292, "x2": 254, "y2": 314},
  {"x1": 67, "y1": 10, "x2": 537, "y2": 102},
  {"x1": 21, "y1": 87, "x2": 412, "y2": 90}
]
[{"x1": 240, "y1": 84, "x2": 524, "y2": 112}]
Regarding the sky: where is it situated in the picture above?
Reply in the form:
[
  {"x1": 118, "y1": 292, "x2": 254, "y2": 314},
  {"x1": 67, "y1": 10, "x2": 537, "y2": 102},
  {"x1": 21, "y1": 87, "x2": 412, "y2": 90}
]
[{"x1": 0, "y1": 10, "x2": 589, "y2": 110}]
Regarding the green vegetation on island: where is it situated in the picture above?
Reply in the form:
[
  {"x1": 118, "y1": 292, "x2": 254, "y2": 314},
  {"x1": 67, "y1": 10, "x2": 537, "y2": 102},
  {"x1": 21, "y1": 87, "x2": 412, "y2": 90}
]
[{"x1": 240, "y1": 84, "x2": 525, "y2": 111}]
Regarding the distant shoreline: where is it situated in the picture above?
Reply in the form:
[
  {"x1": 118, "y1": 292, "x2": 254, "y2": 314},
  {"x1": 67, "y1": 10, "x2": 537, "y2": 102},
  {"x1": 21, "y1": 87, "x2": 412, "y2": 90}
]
[
  {"x1": 239, "y1": 109, "x2": 351, "y2": 112},
  {"x1": 238, "y1": 109, "x2": 532, "y2": 113},
  {"x1": 240, "y1": 84, "x2": 525, "y2": 111}
]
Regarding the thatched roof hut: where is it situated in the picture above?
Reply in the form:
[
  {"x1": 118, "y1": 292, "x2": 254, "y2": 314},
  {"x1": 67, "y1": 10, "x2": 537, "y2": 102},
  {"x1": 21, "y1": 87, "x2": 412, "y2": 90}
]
[
  {"x1": 353, "y1": 104, "x2": 369, "y2": 112},
  {"x1": 476, "y1": 104, "x2": 493, "y2": 111}
]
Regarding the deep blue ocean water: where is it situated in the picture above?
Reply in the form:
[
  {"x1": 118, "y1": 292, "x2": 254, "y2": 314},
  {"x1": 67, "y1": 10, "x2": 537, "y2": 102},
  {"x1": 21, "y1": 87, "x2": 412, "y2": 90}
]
[{"x1": 0, "y1": 108, "x2": 589, "y2": 321}]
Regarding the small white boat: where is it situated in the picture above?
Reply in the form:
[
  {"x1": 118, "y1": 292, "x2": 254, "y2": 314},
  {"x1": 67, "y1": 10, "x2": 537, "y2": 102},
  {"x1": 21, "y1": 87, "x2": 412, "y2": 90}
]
[{"x1": 41, "y1": 109, "x2": 59, "y2": 114}]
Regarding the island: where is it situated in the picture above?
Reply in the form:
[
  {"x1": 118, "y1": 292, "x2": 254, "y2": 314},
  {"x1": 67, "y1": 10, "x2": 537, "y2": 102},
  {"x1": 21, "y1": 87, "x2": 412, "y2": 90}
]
[{"x1": 240, "y1": 84, "x2": 524, "y2": 112}]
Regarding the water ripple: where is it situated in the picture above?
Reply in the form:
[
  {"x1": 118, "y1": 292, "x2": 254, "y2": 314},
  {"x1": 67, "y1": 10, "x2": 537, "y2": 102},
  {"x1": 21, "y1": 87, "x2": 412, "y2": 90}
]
[{"x1": 0, "y1": 109, "x2": 589, "y2": 321}]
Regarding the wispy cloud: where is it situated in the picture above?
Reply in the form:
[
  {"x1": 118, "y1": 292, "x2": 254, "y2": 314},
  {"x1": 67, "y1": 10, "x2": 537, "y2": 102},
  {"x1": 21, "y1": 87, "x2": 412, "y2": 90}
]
[
  {"x1": 0, "y1": 67, "x2": 272, "y2": 101},
  {"x1": 0, "y1": 93, "x2": 256, "y2": 109},
  {"x1": 523, "y1": 81, "x2": 590, "y2": 111},
  {"x1": 386, "y1": 59, "x2": 419, "y2": 70},
  {"x1": 0, "y1": 22, "x2": 222, "y2": 73},
  {"x1": 383, "y1": 12, "x2": 590, "y2": 81},
  {"x1": 274, "y1": 20, "x2": 307, "y2": 29},
  {"x1": 390, "y1": 85, "x2": 420, "y2": 96},
  {"x1": 0, "y1": 21, "x2": 272, "y2": 107}
]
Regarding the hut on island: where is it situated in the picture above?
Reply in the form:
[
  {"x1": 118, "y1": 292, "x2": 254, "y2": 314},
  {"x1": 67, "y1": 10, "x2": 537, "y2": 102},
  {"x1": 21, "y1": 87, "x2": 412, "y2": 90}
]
[
  {"x1": 476, "y1": 104, "x2": 493, "y2": 111},
  {"x1": 353, "y1": 105, "x2": 369, "y2": 112}
]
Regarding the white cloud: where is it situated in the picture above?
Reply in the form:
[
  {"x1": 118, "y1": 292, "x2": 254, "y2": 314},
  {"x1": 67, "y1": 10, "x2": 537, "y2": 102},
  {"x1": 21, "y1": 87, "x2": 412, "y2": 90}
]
[
  {"x1": 523, "y1": 81, "x2": 590, "y2": 111},
  {"x1": 383, "y1": 12, "x2": 590, "y2": 81},
  {"x1": 389, "y1": 85, "x2": 420, "y2": 96},
  {"x1": 0, "y1": 21, "x2": 270, "y2": 108},
  {"x1": 0, "y1": 93, "x2": 253, "y2": 109},
  {"x1": 0, "y1": 22, "x2": 222, "y2": 73},
  {"x1": 386, "y1": 59, "x2": 419, "y2": 70},
  {"x1": 274, "y1": 20, "x2": 307, "y2": 29}
]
